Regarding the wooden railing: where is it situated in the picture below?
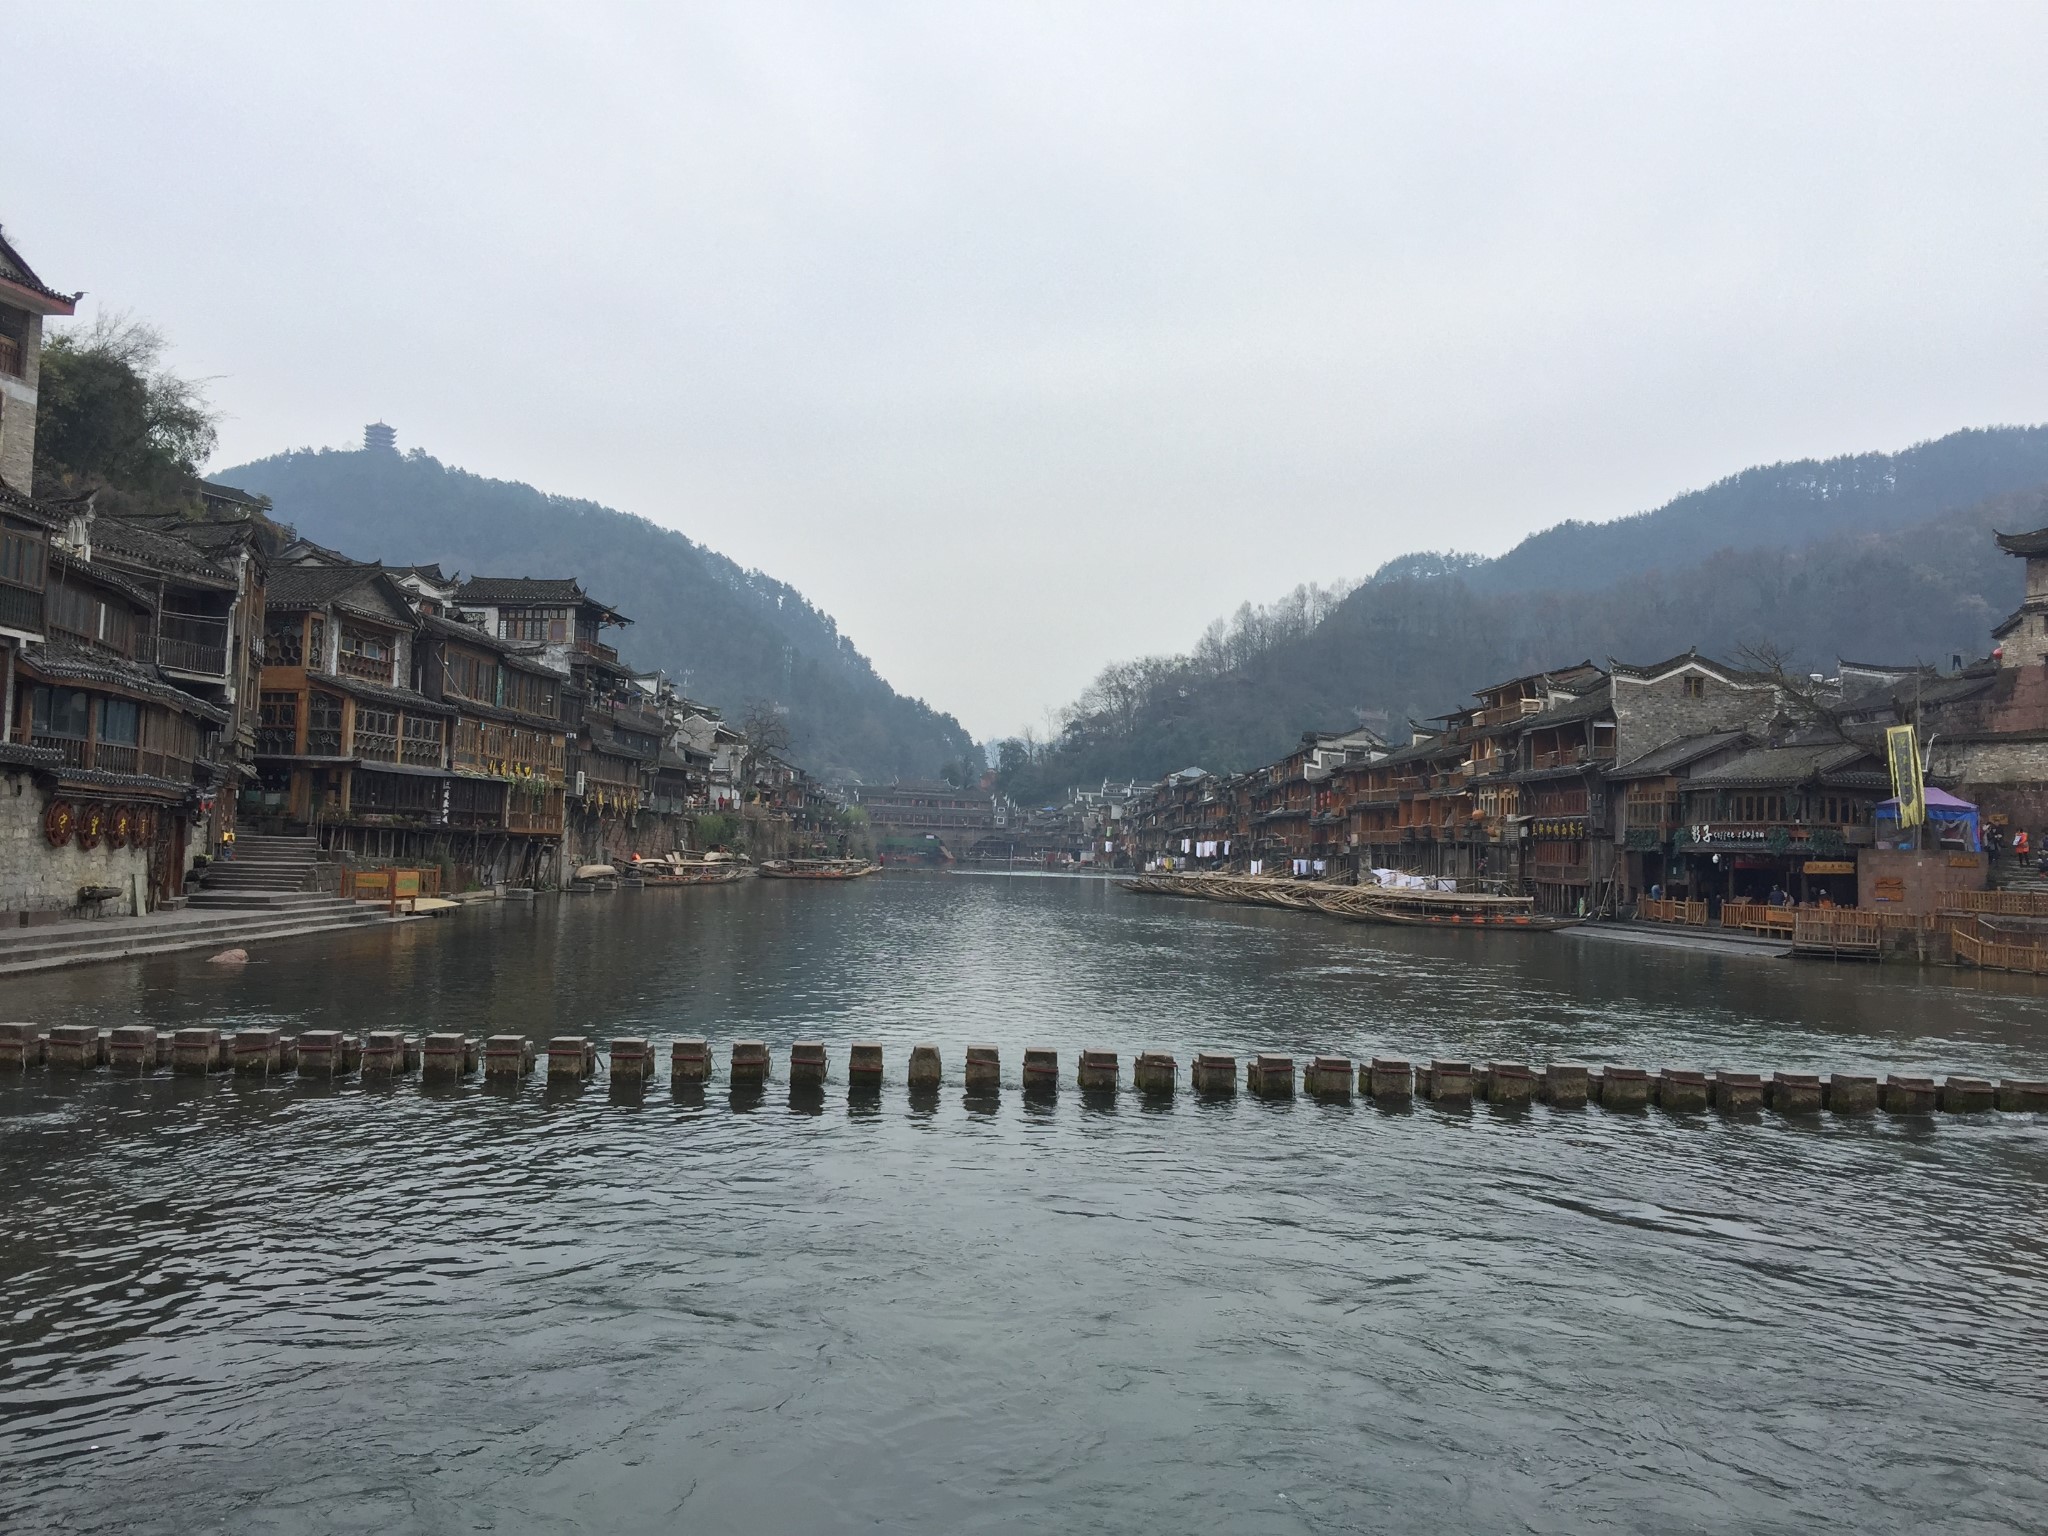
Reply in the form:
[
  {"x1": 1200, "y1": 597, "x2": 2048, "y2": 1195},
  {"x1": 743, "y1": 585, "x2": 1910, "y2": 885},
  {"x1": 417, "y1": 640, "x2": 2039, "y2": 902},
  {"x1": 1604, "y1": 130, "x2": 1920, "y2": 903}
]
[
  {"x1": 156, "y1": 614, "x2": 230, "y2": 676},
  {"x1": 1792, "y1": 911, "x2": 1884, "y2": 952},
  {"x1": 1640, "y1": 897, "x2": 1707, "y2": 925},
  {"x1": 0, "y1": 580, "x2": 44, "y2": 635},
  {"x1": 336, "y1": 650, "x2": 394, "y2": 683},
  {"x1": 1530, "y1": 746, "x2": 1613, "y2": 770},
  {"x1": 1721, "y1": 902, "x2": 1796, "y2": 938},
  {"x1": 1945, "y1": 889, "x2": 2048, "y2": 918},
  {"x1": 507, "y1": 802, "x2": 563, "y2": 834},
  {"x1": 1952, "y1": 922, "x2": 2048, "y2": 974}
]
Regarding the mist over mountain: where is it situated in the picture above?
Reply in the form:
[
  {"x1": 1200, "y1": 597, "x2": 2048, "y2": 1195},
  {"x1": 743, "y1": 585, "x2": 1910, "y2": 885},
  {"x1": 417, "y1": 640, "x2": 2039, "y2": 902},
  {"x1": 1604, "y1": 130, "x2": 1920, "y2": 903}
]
[
  {"x1": 1005, "y1": 426, "x2": 2048, "y2": 800},
  {"x1": 214, "y1": 446, "x2": 976, "y2": 783}
]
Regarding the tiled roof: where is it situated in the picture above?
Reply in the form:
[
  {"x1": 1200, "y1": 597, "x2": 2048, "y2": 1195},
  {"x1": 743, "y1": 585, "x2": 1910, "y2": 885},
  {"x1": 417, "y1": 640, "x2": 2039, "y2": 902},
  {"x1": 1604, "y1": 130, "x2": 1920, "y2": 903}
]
[
  {"x1": 321, "y1": 674, "x2": 457, "y2": 717},
  {"x1": 1517, "y1": 681, "x2": 1614, "y2": 731},
  {"x1": 422, "y1": 617, "x2": 562, "y2": 679},
  {"x1": 50, "y1": 551, "x2": 156, "y2": 611},
  {"x1": 1684, "y1": 741, "x2": 1880, "y2": 789},
  {"x1": 0, "y1": 741, "x2": 63, "y2": 770},
  {"x1": 385, "y1": 563, "x2": 455, "y2": 585},
  {"x1": 124, "y1": 514, "x2": 262, "y2": 555},
  {"x1": 1992, "y1": 605, "x2": 2047, "y2": 639},
  {"x1": 0, "y1": 231, "x2": 80, "y2": 308},
  {"x1": 457, "y1": 576, "x2": 583, "y2": 603},
  {"x1": 447, "y1": 694, "x2": 563, "y2": 730},
  {"x1": 267, "y1": 563, "x2": 384, "y2": 606},
  {"x1": 41, "y1": 765, "x2": 193, "y2": 798},
  {"x1": 1376, "y1": 738, "x2": 1452, "y2": 768},
  {"x1": 1994, "y1": 525, "x2": 2048, "y2": 558},
  {"x1": 198, "y1": 480, "x2": 269, "y2": 510},
  {"x1": 1610, "y1": 650, "x2": 1770, "y2": 685},
  {"x1": 267, "y1": 565, "x2": 417, "y2": 628},
  {"x1": 90, "y1": 517, "x2": 240, "y2": 588},
  {"x1": 458, "y1": 576, "x2": 630, "y2": 625},
  {"x1": 0, "y1": 482, "x2": 64, "y2": 529},
  {"x1": 1606, "y1": 731, "x2": 1751, "y2": 781},
  {"x1": 279, "y1": 540, "x2": 363, "y2": 567},
  {"x1": 583, "y1": 720, "x2": 657, "y2": 762},
  {"x1": 18, "y1": 639, "x2": 230, "y2": 724}
]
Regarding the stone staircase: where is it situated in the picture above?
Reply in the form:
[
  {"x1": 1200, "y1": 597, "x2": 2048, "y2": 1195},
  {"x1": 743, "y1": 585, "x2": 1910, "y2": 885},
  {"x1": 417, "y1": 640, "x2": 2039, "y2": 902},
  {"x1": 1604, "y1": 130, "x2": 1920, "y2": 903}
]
[
  {"x1": 0, "y1": 833, "x2": 404, "y2": 977},
  {"x1": 1989, "y1": 860, "x2": 2048, "y2": 896},
  {"x1": 188, "y1": 833, "x2": 329, "y2": 909}
]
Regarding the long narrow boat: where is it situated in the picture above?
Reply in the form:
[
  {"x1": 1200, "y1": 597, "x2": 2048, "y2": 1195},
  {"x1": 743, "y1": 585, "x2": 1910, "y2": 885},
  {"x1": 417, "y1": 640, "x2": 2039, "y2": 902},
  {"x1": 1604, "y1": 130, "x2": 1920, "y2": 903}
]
[
  {"x1": 759, "y1": 859, "x2": 883, "y2": 881},
  {"x1": 641, "y1": 866, "x2": 749, "y2": 887},
  {"x1": 1120, "y1": 872, "x2": 1577, "y2": 931},
  {"x1": 1312, "y1": 890, "x2": 1581, "y2": 930}
]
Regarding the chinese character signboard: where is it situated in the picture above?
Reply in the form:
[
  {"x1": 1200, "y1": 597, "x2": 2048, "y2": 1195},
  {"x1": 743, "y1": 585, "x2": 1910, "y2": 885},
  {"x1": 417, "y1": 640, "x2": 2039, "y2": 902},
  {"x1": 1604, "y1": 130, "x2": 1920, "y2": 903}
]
[{"x1": 1885, "y1": 725, "x2": 1924, "y2": 829}]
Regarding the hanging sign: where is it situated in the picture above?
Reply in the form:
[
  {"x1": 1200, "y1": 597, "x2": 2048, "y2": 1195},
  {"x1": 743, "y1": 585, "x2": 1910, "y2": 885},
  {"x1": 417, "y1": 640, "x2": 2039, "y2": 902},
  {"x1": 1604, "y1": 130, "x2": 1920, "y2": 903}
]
[{"x1": 1886, "y1": 725, "x2": 1924, "y2": 829}]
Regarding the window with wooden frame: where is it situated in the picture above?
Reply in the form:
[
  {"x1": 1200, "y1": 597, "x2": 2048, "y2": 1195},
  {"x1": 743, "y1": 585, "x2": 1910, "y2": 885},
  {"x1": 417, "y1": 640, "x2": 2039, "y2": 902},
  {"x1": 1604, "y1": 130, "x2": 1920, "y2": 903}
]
[
  {"x1": 401, "y1": 713, "x2": 443, "y2": 767},
  {"x1": 306, "y1": 691, "x2": 344, "y2": 756},
  {"x1": 338, "y1": 626, "x2": 396, "y2": 683},
  {"x1": 0, "y1": 525, "x2": 45, "y2": 590},
  {"x1": 264, "y1": 613, "x2": 305, "y2": 667},
  {"x1": 353, "y1": 705, "x2": 399, "y2": 762},
  {"x1": 257, "y1": 691, "x2": 300, "y2": 755}
]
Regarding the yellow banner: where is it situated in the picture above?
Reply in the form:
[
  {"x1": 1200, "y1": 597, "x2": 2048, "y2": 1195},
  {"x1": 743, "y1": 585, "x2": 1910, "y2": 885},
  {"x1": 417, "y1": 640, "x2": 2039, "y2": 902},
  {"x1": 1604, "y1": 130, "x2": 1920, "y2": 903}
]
[{"x1": 1886, "y1": 724, "x2": 1924, "y2": 828}]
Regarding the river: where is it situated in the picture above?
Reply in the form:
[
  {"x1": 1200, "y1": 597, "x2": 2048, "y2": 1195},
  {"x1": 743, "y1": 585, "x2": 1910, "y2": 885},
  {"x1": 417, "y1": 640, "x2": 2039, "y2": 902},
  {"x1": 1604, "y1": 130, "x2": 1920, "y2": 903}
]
[{"x1": 3, "y1": 872, "x2": 2045, "y2": 1534}]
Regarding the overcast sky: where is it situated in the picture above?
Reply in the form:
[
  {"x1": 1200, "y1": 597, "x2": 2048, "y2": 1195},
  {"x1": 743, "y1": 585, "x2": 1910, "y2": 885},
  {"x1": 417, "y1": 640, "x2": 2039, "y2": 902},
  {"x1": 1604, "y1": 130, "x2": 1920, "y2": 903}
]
[{"x1": 9, "y1": 3, "x2": 2047, "y2": 738}]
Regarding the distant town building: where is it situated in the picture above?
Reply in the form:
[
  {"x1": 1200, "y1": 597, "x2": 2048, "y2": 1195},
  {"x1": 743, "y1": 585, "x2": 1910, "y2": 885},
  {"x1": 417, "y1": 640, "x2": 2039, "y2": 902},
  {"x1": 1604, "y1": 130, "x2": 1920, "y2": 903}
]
[
  {"x1": 856, "y1": 780, "x2": 995, "y2": 860},
  {"x1": 0, "y1": 228, "x2": 78, "y2": 495}
]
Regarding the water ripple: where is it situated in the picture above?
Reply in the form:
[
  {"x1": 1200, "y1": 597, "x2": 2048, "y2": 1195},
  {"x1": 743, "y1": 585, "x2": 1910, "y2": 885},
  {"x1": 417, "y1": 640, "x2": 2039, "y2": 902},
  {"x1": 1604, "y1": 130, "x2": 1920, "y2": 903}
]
[{"x1": 1, "y1": 878, "x2": 2045, "y2": 1533}]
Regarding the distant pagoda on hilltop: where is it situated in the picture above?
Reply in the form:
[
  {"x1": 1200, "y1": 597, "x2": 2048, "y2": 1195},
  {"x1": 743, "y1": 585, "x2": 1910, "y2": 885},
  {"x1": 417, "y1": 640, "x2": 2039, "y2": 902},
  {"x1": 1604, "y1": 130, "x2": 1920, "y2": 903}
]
[{"x1": 363, "y1": 421, "x2": 396, "y2": 454}]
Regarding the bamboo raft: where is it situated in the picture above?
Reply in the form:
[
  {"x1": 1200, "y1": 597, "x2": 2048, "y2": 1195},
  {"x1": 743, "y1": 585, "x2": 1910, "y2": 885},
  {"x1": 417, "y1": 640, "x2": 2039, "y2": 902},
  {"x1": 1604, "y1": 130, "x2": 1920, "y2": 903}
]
[{"x1": 1119, "y1": 873, "x2": 1581, "y2": 931}]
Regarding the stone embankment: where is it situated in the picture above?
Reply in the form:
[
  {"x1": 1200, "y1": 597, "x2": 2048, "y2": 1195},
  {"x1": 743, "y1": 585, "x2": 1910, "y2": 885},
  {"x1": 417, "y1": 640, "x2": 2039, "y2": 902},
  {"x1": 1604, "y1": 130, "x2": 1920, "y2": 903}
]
[
  {"x1": 4, "y1": 1026, "x2": 2043, "y2": 1121},
  {"x1": 0, "y1": 836, "x2": 418, "y2": 977}
]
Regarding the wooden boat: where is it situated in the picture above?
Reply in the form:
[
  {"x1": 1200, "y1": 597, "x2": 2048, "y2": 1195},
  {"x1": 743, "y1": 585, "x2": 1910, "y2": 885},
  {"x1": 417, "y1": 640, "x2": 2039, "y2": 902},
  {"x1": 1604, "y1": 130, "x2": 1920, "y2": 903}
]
[
  {"x1": 1121, "y1": 872, "x2": 1578, "y2": 931},
  {"x1": 642, "y1": 865, "x2": 748, "y2": 887},
  {"x1": 759, "y1": 859, "x2": 882, "y2": 880},
  {"x1": 1324, "y1": 893, "x2": 1582, "y2": 931}
]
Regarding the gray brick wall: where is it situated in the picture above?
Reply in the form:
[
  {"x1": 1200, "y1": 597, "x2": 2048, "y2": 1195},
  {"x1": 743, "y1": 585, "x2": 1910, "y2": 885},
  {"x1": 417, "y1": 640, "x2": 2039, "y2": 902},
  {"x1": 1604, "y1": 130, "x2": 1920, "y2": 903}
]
[
  {"x1": 1612, "y1": 668, "x2": 1778, "y2": 761},
  {"x1": 0, "y1": 770, "x2": 150, "y2": 915},
  {"x1": 0, "y1": 312, "x2": 44, "y2": 495}
]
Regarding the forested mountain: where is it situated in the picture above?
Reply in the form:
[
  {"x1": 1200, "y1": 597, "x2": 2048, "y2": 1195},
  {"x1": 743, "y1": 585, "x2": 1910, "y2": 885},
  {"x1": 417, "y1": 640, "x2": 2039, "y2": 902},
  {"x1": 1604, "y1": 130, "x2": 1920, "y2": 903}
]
[
  {"x1": 1004, "y1": 427, "x2": 2048, "y2": 802},
  {"x1": 215, "y1": 447, "x2": 975, "y2": 782}
]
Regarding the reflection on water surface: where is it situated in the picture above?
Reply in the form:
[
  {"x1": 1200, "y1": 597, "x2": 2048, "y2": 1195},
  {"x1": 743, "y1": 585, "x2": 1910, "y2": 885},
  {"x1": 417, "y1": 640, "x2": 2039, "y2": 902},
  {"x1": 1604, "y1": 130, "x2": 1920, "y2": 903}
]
[{"x1": 3, "y1": 875, "x2": 2045, "y2": 1534}]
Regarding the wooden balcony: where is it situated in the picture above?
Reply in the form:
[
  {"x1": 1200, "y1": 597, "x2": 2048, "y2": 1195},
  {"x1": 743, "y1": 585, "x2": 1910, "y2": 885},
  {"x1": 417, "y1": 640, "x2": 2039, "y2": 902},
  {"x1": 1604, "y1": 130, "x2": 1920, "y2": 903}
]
[
  {"x1": 156, "y1": 613, "x2": 230, "y2": 677},
  {"x1": 337, "y1": 650, "x2": 395, "y2": 684},
  {"x1": 508, "y1": 803, "x2": 563, "y2": 834},
  {"x1": 0, "y1": 580, "x2": 42, "y2": 635},
  {"x1": 1530, "y1": 747, "x2": 1598, "y2": 771},
  {"x1": 32, "y1": 736, "x2": 193, "y2": 781}
]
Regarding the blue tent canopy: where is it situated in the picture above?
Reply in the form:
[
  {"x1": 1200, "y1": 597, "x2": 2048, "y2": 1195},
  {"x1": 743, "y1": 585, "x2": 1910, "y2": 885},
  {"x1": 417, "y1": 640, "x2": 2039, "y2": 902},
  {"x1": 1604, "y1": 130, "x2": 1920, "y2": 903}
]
[{"x1": 1875, "y1": 788, "x2": 1980, "y2": 852}]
